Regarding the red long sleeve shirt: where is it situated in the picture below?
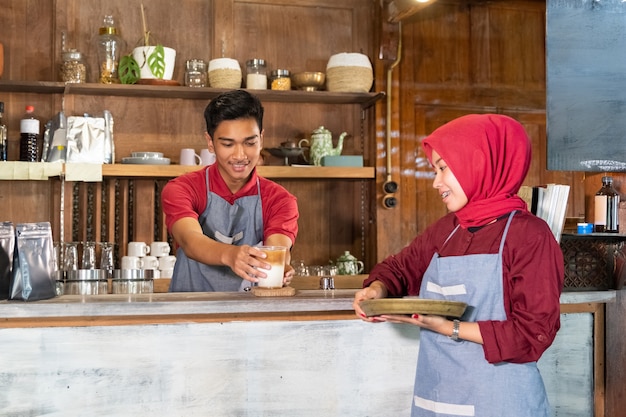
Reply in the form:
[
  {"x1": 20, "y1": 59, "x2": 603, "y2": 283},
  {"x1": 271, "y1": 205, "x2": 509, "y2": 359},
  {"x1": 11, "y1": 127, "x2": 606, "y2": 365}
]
[{"x1": 364, "y1": 211, "x2": 564, "y2": 364}]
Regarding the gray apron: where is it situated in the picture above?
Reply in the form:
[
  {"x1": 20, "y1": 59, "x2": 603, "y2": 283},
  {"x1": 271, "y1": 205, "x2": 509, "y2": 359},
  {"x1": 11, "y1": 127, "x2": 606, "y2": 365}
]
[
  {"x1": 169, "y1": 169, "x2": 263, "y2": 292},
  {"x1": 412, "y1": 211, "x2": 550, "y2": 417}
]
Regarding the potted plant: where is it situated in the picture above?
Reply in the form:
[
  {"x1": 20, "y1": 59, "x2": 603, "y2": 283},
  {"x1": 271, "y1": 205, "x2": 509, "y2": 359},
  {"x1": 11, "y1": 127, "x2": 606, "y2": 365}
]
[{"x1": 119, "y1": 3, "x2": 176, "y2": 84}]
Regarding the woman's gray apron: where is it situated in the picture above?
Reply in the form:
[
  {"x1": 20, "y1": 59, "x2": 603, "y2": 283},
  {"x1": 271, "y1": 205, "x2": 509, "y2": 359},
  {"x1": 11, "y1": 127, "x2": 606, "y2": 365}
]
[
  {"x1": 412, "y1": 211, "x2": 549, "y2": 417},
  {"x1": 169, "y1": 169, "x2": 263, "y2": 292}
]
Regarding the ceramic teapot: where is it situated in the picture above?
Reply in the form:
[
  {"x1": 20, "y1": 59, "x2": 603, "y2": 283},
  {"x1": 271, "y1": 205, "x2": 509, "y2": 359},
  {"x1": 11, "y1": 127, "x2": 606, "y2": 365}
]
[
  {"x1": 336, "y1": 251, "x2": 364, "y2": 275},
  {"x1": 298, "y1": 126, "x2": 347, "y2": 166}
]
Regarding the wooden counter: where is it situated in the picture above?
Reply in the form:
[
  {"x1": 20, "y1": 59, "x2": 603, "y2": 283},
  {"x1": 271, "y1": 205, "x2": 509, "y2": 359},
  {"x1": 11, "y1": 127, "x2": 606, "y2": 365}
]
[{"x1": 0, "y1": 290, "x2": 615, "y2": 416}]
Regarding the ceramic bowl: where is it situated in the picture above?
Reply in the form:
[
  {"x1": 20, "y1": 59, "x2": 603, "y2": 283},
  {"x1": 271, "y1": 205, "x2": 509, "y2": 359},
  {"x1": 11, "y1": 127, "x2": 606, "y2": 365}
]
[{"x1": 131, "y1": 151, "x2": 163, "y2": 159}]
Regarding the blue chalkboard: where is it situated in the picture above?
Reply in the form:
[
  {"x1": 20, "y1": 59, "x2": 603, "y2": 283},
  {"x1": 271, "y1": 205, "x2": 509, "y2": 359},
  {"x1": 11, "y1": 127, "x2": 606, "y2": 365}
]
[{"x1": 547, "y1": 0, "x2": 626, "y2": 171}]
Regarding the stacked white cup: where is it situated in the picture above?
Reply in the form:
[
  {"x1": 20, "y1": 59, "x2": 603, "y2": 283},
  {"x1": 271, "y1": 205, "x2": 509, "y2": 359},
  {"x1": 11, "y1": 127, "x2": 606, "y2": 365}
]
[
  {"x1": 122, "y1": 241, "x2": 151, "y2": 270},
  {"x1": 150, "y1": 241, "x2": 176, "y2": 278}
]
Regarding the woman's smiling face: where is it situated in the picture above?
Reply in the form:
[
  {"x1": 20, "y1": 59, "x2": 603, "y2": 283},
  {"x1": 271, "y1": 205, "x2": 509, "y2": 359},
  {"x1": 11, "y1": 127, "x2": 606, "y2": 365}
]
[{"x1": 431, "y1": 150, "x2": 468, "y2": 212}]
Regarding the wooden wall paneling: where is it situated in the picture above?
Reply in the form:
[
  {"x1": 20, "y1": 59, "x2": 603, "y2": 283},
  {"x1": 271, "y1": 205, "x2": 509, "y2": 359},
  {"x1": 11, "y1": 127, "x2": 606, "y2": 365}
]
[
  {"x1": 53, "y1": 0, "x2": 213, "y2": 86},
  {"x1": 605, "y1": 290, "x2": 626, "y2": 417},
  {"x1": 132, "y1": 179, "x2": 156, "y2": 244},
  {"x1": 1, "y1": 1, "x2": 55, "y2": 81}
]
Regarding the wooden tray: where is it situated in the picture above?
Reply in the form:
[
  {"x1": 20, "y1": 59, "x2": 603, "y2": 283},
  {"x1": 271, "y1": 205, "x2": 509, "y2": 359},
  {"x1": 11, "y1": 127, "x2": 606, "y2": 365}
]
[{"x1": 360, "y1": 298, "x2": 467, "y2": 318}]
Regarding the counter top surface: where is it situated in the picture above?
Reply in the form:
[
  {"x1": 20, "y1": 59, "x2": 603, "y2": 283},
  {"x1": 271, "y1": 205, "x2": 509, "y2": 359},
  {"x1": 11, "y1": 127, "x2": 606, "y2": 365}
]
[{"x1": 0, "y1": 289, "x2": 617, "y2": 319}]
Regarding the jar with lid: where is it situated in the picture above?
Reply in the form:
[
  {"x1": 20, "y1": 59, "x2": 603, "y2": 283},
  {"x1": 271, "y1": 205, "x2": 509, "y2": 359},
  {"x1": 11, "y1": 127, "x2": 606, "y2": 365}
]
[
  {"x1": 60, "y1": 49, "x2": 87, "y2": 83},
  {"x1": 96, "y1": 15, "x2": 124, "y2": 84},
  {"x1": 184, "y1": 59, "x2": 207, "y2": 87},
  {"x1": 246, "y1": 59, "x2": 267, "y2": 89},
  {"x1": 594, "y1": 175, "x2": 620, "y2": 233},
  {"x1": 270, "y1": 69, "x2": 291, "y2": 90}
]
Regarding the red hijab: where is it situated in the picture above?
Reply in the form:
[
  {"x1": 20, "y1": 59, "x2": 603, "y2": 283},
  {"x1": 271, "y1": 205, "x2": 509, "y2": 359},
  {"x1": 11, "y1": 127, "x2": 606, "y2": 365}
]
[{"x1": 422, "y1": 114, "x2": 531, "y2": 228}]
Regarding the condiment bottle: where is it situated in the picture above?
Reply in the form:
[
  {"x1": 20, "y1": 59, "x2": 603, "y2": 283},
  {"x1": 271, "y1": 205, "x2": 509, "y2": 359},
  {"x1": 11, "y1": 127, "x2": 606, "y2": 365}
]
[
  {"x1": 184, "y1": 59, "x2": 207, "y2": 87},
  {"x1": 0, "y1": 102, "x2": 7, "y2": 161},
  {"x1": 594, "y1": 176, "x2": 620, "y2": 233},
  {"x1": 19, "y1": 105, "x2": 40, "y2": 162},
  {"x1": 270, "y1": 69, "x2": 291, "y2": 90},
  {"x1": 246, "y1": 59, "x2": 267, "y2": 89},
  {"x1": 96, "y1": 15, "x2": 124, "y2": 84},
  {"x1": 60, "y1": 49, "x2": 87, "y2": 83}
]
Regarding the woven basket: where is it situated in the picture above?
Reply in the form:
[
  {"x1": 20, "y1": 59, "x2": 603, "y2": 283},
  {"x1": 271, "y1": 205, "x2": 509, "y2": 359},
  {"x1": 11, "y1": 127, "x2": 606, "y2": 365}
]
[
  {"x1": 326, "y1": 66, "x2": 373, "y2": 93},
  {"x1": 209, "y1": 68, "x2": 242, "y2": 89}
]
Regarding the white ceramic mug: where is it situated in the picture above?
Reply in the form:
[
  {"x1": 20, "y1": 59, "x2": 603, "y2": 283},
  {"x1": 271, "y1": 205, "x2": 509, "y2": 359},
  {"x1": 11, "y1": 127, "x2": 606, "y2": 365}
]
[
  {"x1": 121, "y1": 255, "x2": 143, "y2": 270},
  {"x1": 128, "y1": 241, "x2": 150, "y2": 257},
  {"x1": 150, "y1": 241, "x2": 171, "y2": 257},
  {"x1": 180, "y1": 148, "x2": 201, "y2": 166},
  {"x1": 200, "y1": 149, "x2": 216, "y2": 166},
  {"x1": 141, "y1": 255, "x2": 159, "y2": 270},
  {"x1": 158, "y1": 255, "x2": 177, "y2": 270},
  {"x1": 159, "y1": 268, "x2": 174, "y2": 278}
]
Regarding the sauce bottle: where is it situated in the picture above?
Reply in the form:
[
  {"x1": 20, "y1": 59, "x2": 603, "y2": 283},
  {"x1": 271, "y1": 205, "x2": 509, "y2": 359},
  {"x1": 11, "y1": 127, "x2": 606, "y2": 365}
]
[
  {"x1": 594, "y1": 176, "x2": 620, "y2": 233},
  {"x1": 19, "y1": 105, "x2": 40, "y2": 162}
]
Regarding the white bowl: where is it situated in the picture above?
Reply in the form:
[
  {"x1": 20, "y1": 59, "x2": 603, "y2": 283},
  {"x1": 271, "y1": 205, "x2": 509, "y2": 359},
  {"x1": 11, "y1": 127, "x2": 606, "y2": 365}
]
[{"x1": 131, "y1": 151, "x2": 163, "y2": 159}]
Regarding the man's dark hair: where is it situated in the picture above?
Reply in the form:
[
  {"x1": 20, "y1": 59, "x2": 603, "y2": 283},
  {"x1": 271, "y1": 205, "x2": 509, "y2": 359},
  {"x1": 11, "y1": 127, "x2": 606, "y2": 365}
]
[{"x1": 204, "y1": 89, "x2": 264, "y2": 138}]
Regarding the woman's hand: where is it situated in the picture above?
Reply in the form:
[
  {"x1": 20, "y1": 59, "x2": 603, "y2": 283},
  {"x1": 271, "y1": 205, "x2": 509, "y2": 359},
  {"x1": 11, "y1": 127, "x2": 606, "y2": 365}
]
[
  {"x1": 381, "y1": 313, "x2": 449, "y2": 333},
  {"x1": 353, "y1": 281, "x2": 388, "y2": 322}
]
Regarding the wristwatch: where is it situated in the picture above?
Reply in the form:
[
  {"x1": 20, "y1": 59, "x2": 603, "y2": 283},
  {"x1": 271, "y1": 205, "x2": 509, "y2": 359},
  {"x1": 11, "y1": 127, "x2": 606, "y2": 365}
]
[{"x1": 449, "y1": 319, "x2": 460, "y2": 341}]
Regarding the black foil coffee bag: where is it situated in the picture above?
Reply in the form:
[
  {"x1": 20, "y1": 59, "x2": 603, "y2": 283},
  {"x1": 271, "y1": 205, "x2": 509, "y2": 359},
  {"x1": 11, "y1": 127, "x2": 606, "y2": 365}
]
[{"x1": 10, "y1": 222, "x2": 56, "y2": 301}]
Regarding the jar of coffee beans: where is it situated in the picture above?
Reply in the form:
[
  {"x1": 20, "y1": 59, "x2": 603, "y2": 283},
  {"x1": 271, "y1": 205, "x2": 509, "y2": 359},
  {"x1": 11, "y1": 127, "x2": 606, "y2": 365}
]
[{"x1": 60, "y1": 49, "x2": 87, "y2": 83}]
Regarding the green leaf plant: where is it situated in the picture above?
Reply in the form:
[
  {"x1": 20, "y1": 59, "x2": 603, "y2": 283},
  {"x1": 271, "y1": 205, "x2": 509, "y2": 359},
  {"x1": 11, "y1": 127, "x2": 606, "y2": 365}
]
[{"x1": 118, "y1": 3, "x2": 167, "y2": 84}]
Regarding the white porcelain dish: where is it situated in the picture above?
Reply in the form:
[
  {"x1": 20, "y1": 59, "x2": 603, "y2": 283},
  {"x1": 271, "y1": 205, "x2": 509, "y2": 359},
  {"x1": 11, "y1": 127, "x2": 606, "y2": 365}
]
[
  {"x1": 131, "y1": 151, "x2": 163, "y2": 159},
  {"x1": 121, "y1": 157, "x2": 171, "y2": 165}
]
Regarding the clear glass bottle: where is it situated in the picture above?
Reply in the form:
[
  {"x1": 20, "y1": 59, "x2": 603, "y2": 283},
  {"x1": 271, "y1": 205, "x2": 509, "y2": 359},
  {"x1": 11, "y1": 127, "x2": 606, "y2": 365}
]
[
  {"x1": 0, "y1": 102, "x2": 7, "y2": 161},
  {"x1": 96, "y1": 15, "x2": 124, "y2": 84},
  {"x1": 594, "y1": 176, "x2": 620, "y2": 233},
  {"x1": 184, "y1": 59, "x2": 207, "y2": 87},
  {"x1": 19, "y1": 105, "x2": 40, "y2": 162},
  {"x1": 60, "y1": 49, "x2": 87, "y2": 83},
  {"x1": 246, "y1": 59, "x2": 267, "y2": 89}
]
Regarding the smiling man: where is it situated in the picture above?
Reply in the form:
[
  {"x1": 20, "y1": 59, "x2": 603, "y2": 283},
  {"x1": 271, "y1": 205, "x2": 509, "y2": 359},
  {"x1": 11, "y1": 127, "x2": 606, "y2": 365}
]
[{"x1": 162, "y1": 90, "x2": 299, "y2": 292}]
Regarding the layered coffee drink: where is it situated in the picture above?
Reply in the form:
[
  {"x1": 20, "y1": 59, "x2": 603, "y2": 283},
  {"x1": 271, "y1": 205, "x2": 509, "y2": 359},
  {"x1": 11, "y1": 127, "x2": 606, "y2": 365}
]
[{"x1": 256, "y1": 246, "x2": 286, "y2": 288}]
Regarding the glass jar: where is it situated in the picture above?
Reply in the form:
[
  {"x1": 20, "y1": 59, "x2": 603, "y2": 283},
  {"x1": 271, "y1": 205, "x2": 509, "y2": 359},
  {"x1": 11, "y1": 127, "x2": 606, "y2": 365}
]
[
  {"x1": 246, "y1": 58, "x2": 267, "y2": 89},
  {"x1": 184, "y1": 59, "x2": 207, "y2": 87},
  {"x1": 270, "y1": 69, "x2": 291, "y2": 90},
  {"x1": 60, "y1": 49, "x2": 87, "y2": 83},
  {"x1": 96, "y1": 15, "x2": 124, "y2": 84}
]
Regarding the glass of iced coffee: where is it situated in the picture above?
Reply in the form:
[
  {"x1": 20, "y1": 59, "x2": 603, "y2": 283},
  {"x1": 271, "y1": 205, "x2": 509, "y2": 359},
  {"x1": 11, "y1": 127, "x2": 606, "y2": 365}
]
[{"x1": 256, "y1": 246, "x2": 287, "y2": 288}]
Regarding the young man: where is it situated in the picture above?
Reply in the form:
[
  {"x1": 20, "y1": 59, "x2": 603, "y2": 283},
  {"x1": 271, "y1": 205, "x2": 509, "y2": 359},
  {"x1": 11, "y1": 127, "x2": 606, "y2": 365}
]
[{"x1": 162, "y1": 90, "x2": 299, "y2": 292}]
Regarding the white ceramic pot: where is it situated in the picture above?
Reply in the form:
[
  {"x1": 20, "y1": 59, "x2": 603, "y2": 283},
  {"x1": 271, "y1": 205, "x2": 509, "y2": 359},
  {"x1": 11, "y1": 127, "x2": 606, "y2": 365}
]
[{"x1": 132, "y1": 46, "x2": 176, "y2": 80}]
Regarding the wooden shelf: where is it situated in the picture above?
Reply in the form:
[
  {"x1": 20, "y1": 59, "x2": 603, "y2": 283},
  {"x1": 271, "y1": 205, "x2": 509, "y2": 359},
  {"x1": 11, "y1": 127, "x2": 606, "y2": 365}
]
[
  {"x1": 0, "y1": 80, "x2": 385, "y2": 109},
  {"x1": 102, "y1": 164, "x2": 375, "y2": 179}
]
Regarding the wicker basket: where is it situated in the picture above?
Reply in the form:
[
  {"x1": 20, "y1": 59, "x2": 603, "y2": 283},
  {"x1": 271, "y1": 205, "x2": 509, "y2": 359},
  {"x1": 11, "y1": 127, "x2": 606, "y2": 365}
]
[
  {"x1": 326, "y1": 66, "x2": 373, "y2": 93},
  {"x1": 209, "y1": 68, "x2": 242, "y2": 89}
]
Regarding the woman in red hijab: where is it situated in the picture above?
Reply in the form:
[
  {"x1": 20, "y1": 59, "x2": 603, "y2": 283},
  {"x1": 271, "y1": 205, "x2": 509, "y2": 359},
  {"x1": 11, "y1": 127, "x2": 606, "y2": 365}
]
[{"x1": 354, "y1": 114, "x2": 564, "y2": 417}]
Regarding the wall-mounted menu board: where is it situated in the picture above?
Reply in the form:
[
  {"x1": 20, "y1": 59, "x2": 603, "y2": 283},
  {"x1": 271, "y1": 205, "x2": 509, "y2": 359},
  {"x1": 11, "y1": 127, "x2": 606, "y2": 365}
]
[{"x1": 547, "y1": 0, "x2": 626, "y2": 171}]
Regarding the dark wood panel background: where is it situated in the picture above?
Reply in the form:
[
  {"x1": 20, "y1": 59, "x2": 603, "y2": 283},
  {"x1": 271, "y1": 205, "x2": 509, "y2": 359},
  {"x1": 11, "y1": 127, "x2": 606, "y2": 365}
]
[{"x1": 1, "y1": 0, "x2": 625, "y2": 413}]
